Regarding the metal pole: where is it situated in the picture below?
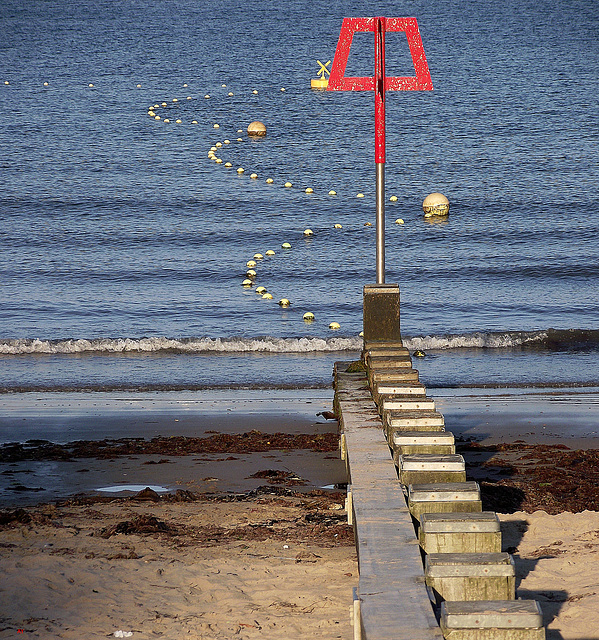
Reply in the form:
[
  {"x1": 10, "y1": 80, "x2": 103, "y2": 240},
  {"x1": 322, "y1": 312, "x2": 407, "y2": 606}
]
[
  {"x1": 374, "y1": 17, "x2": 386, "y2": 284},
  {"x1": 376, "y1": 163, "x2": 385, "y2": 283}
]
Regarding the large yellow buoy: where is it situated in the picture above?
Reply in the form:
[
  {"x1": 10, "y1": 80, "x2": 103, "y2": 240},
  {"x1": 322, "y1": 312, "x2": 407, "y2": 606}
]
[
  {"x1": 422, "y1": 192, "x2": 450, "y2": 216},
  {"x1": 279, "y1": 298, "x2": 290, "y2": 307},
  {"x1": 329, "y1": 322, "x2": 340, "y2": 330},
  {"x1": 303, "y1": 312, "x2": 315, "y2": 322},
  {"x1": 247, "y1": 121, "x2": 266, "y2": 136}
]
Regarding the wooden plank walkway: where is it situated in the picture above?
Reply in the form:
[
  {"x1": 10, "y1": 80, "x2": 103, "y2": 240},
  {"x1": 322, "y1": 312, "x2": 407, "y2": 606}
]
[
  {"x1": 335, "y1": 356, "x2": 545, "y2": 640},
  {"x1": 335, "y1": 363, "x2": 443, "y2": 640}
]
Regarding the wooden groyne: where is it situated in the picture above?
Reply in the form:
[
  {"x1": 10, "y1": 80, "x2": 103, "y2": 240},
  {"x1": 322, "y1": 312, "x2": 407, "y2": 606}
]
[{"x1": 334, "y1": 345, "x2": 545, "y2": 640}]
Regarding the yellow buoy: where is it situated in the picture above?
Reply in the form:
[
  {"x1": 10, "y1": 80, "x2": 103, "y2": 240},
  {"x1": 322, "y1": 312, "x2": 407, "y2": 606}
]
[
  {"x1": 266, "y1": 178, "x2": 274, "y2": 184},
  {"x1": 423, "y1": 192, "x2": 450, "y2": 216},
  {"x1": 395, "y1": 218, "x2": 405, "y2": 224},
  {"x1": 253, "y1": 89, "x2": 258, "y2": 94},
  {"x1": 247, "y1": 121, "x2": 266, "y2": 136},
  {"x1": 154, "y1": 116, "x2": 161, "y2": 120},
  {"x1": 161, "y1": 102, "x2": 167, "y2": 107},
  {"x1": 364, "y1": 222, "x2": 372, "y2": 226},
  {"x1": 329, "y1": 322, "x2": 340, "y2": 330},
  {"x1": 278, "y1": 298, "x2": 290, "y2": 307},
  {"x1": 183, "y1": 83, "x2": 188, "y2": 87},
  {"x1": 164, "y1": 119, "x2": 170, "y2": 123},
  {"x1": 237, "y1": 137, "x2": 243, "y2": 142},
  {"x1": 237, "y1": 167, "x2": 244, "y2": 173},
  {"x1": 282, "y1": 242, "x2": 291, "y2": 249},
  {"x1": 281, "y1": 87, "x2": 286, "y2": 91},
  {"x1": 213, "y1": 124, "x2": 220, "y2": 128},
  {"x1": 389, "y1": 195, "x2": 398, "y2": 202},
  {"x1": 224, "y1": 139, "x2": 230, "y2": 144},
  {"x1": 215, "y1": 142, "x2": 222, "y2": 147},
  {"x1": 228, "y1": 91, "x2": 234, "y2": 96},
  {"x1": 262, "y1": 292, "x2": 273, "y2": 300},
  {"x1": 253, "y1": 253, "x2": 264, "y2": 260},
  {"x1": 175, "y1": 119, "x2": 182, "y2": 123},
  {"x1": 334, "y1": 223, "x2": 342, "y2": 229},
  {"x1": 246, "y1": 260, "x2": 257, "y2": 268},
  {"x1": 357, "y1": 193, "x2": 365, "y2": 198},
  {"x1": 205, "y1": 94, "x2": 210, "y2": 98},
  {"x1": 328, "y1": 190, "x2": 337, "y2": 195},
  {"x1": 311, "y1": 60, "x2": 331, "y2": 89},
  {"x1": 222, "y1": 84, "x2": 227, "y2": 87},
  {"x1": 215, "y1": 158, "x2": 223, "y2": 163},
  {"x1": 44, "y1": 82, "x2": 49, "y2": 87},
  {"x1": 305, "y1": 187, "x2": 314, "y2": 194},
  {"x1": 191, "y1": 120, "x2": 198, "y2": 124},
  {"x1": 88, "y1": 83, "x2": 94, "y2": 87},
  {"x1": 224, "y1": 162, "x2": 232, "y2": 168},
  {"x1": 172, "y1": 98, "x2": 178, "y2": 102},
  {"x1": 265, "y1": 249, "x2": 275, "y2": 256},
  {"x1": 284, "y1": 182, "x2": 292, "y2": 188},
  {"x1": 250, "y1": 173, "x2": 258, "y2": 179},
  {"x1": 246, "y1": 269, "x2": 257, "y2": 277},
  {"x1": 303, "y1": 312, "x2": 315, "y2": 322},
  {"x1": 210, "y1": 146, "x2": 217, "y2": 151},
  {"x1": 242, "y1": 279, "x2": 253, "y2": 287},
  {"x1": 186, "y1": 96, "x2": 192, "y2": 100},
  {"x1": 256, "y1": 286, "x2": 267, "y2": 294},
  {"x1": 303, "y1": 229, "x2": 313, "y2": 236}
]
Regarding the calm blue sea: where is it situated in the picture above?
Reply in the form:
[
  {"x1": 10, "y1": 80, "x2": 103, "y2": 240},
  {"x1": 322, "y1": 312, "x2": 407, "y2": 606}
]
[{"x1": 1, "y1": 0, "x2": 598, "y2": 392}]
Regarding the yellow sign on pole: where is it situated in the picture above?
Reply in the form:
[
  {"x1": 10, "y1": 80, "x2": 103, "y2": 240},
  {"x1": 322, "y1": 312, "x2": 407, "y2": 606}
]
[{"x1": 311, "y1": 60, "x2": 331, "y2": 89}]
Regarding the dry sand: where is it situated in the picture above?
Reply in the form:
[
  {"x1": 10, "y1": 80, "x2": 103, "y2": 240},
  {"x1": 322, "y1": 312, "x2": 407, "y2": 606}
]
[
  {"x1": 2, "y1": 389, "x2": 599, "y2": 639},
  {"x1": 0, "y1": 493, "x2": 356, "y2": 639}
]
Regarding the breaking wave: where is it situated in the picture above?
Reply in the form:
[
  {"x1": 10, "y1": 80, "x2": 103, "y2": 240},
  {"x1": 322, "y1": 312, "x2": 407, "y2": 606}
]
[{"x1": 1, "y1": 329, "x2": 598, "y2": 355}]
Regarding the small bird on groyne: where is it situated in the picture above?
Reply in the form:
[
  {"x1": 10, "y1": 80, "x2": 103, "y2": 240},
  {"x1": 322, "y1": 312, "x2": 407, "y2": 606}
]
[{"x1": 317, "y1": 411, "x2": 338, "y2": 420}]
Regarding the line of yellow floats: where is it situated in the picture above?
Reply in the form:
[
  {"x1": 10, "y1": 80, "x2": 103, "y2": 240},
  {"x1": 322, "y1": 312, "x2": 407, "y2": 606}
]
[{"x1": 142, "y1": 82, "x2": 409, "y2": 333}]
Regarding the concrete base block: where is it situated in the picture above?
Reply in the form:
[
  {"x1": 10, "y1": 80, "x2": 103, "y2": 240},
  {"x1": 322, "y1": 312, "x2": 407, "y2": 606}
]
[
  {"x1": 419, "y1": 512, "x2": 502, "y2": 554},
  {"x1": 426, "y1": 552, "x2": 516, "y2": 603},
  {"x1": 398, "y1": 454, "x2": 466, "y2": 486},
  {"x1": 363, "y1": 284, "x2": 402, "y2": 346},
  {"x1": 392, "y1": 432, "x2": 455, "y2": 462},
  {"x1": 440, "y1": 600, "x2": 545, "y2": 639},
  {"x1": 408, "y1": 482, "x2": 482, "y2": 520}
]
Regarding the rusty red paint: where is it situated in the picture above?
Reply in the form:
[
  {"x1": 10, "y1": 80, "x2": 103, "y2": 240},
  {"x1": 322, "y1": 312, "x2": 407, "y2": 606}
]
[
  {"x1": 328, "y1": 17, "x2": 432, "y2": 165},
  {"x1": 328, "y1": 16, "x2": 433, "y2": 93},
  {"x1": 374, "y1": 17, "x2": 386, "y2": 162}
]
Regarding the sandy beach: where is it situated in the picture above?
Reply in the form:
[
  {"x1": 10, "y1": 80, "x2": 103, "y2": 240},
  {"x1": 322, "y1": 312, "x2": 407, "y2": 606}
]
[{"x1": 2, "y1": 389, "x2": 599, "y2": 639}]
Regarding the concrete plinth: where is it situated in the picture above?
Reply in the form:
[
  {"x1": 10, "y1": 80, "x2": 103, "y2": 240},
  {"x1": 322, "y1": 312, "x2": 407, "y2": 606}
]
[
  {"x1": 398, "y1": 454, "x2": 466, "y2": 485},
  {"x1": 440, "y1": 600, "x2": 545, "y2": 639},
  {"x1": 369, "y1": 369, "x2": 420, "y2": 386},
  {"x1": 384, "y1": 411, "x2": 445, "y2": 439},
  {"x1": 363, "y1": 284, "x2": 402, "y2": 346},
  {"x1": 382, "y1": 397, "x2": 436, "y2": 413},
  {"x1": 425, "y1": 552, "x2": 516, "y2": 603},
  {"x1": 392, "y1": 432, "x2": 455, "y2": 462},
  {"x1": 367, "y1": 356, "x2": 413, "y2": 369},
  {"x1": 408, "y1": 482, "x2": 482, "y2": 520},
  {"x1": 419, "y1": 512, "x2": 502, "y2": 554}
]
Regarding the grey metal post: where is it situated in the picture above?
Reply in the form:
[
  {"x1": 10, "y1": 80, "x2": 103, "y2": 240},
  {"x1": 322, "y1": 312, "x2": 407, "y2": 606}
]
[{"x1": 376, "y1": 162, "x2": 385, "y2": 284}]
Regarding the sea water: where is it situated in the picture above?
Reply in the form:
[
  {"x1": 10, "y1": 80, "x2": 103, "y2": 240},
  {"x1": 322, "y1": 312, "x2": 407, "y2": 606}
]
[{"x1": 1, "y1": 0, "x2": 598, "y2": 393}]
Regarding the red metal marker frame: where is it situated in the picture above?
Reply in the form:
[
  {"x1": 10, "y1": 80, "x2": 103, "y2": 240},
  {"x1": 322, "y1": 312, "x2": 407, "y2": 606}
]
[{"x1": 328, "y1": 17, "x2": 433, "y2": 283}]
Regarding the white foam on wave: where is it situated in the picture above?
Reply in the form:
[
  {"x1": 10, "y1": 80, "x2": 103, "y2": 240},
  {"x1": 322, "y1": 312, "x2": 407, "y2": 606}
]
[
  {"x1": 403, "y1": 330, "x2": 549, "y2": 351},
  {"x1": 0, "y1": 335, "x2": 364, "y2": 355},
  {"x1": 0, "y1": 330, "x2": 560, "y2": 355}
]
